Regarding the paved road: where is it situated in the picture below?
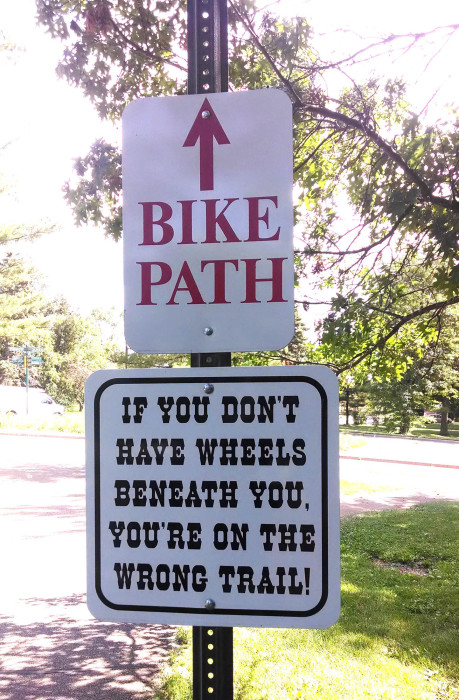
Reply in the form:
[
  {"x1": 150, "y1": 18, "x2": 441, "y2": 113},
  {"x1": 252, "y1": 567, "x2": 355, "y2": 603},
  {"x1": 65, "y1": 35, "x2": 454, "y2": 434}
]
[
  {"x1": 0, "y1": 435, "x2": 175, "y2": 700},
  {"x1": 0, "y1": 432, "x2": 457, "y2": 699}
]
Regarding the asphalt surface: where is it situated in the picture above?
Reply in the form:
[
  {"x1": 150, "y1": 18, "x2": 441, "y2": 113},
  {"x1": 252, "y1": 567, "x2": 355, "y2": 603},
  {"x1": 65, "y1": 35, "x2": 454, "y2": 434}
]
[{"x1": 0, "y1": 432, "x2": 457, "y2": 699}]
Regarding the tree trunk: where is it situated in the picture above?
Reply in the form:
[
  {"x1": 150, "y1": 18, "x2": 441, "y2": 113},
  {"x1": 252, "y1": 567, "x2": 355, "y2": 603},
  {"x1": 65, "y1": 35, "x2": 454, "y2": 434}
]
[{"x1": 440, "y1": 398, "x2": 450, "y2": 436}]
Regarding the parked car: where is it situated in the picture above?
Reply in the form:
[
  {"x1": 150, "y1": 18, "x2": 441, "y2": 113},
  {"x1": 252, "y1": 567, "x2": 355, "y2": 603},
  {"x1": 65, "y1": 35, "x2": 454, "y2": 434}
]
[
  {"x1": 423, "y1": 410, "x2": 453, "y2": 424},
  {"x1": 0, "y1": 386, "x2": 65, "y2": 417}
]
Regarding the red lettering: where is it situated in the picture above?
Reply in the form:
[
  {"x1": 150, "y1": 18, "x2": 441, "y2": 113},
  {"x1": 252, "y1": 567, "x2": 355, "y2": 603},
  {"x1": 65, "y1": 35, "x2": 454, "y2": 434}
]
[
  {"x1": 178, "y1": 200, "x2": 197, "y2": 245},
  {"x1": 204, "y1": 199, "x2": 241, "y2": 243},
  {"x1": 167, "y1": 262, "x2": 206, "y2": 305},
  {"x1": 137, "y1": 262, "x2": 172, "y2": 305},
  {"x1": 139, "y1": 202, "x2": 174, "y2": 245},
  {"x1": 245, "y1": 196, "x2": 280, "y2": 242},
  {"x1": 241, "y1": 258, "x2": 287, "y2": 304},
  {"x1": 201, "y1": 259, "x2": 239, "y2": 304}
]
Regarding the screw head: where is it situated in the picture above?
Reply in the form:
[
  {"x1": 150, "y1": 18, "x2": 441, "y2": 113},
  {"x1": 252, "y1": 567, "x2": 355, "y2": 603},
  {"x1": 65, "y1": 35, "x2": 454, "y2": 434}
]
[
  {"x1": 201, "y1": 109, "x2": 211, "y2": 119},
  {"x1": 204, "y1": 599, "x2": 216, "y2": 610},
  {"x1": 203, "y1": 383, "x2": 214, "y2": 395},
  {"x1": 204, "y1": 327, "x2": 213, "y2": 336}
]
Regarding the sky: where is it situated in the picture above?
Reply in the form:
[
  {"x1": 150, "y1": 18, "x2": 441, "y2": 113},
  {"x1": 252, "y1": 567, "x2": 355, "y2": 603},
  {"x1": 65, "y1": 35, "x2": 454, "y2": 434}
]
[{"x1": 0, "y1": 0, "x2": 457, "y2": 318}]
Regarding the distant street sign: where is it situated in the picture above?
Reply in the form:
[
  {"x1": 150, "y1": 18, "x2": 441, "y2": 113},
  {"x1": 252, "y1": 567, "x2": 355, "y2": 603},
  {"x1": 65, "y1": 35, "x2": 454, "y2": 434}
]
[
  {"x1": 29, "y1": 357, "x2": 42, "y2": 366},
  {"x1": 85, "y1": 365, "x2": 340, "y2": 629},
  {"x1": 122, "y1": 89, "x2": 294, "y2": 354}
]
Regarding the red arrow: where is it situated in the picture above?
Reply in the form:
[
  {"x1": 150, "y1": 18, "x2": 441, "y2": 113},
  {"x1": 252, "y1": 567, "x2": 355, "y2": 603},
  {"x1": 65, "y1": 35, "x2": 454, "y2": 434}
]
[{"x1": 183, "y1": 98, "x2": 230, "y2": 191}]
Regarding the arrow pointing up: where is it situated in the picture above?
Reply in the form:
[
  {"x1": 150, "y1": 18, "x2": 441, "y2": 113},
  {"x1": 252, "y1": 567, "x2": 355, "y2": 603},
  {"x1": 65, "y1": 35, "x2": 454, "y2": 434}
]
[{"x1": 183, "y1": 98, "x2": 230, "y2": 191}]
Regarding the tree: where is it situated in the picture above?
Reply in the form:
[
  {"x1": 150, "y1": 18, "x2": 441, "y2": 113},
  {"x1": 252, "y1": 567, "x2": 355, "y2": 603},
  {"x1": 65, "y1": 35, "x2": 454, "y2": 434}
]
[
  {"x1": 0, "y1": 253, "x2": 51, "y2": 350},
  {"x1": 39, "y1": 307, "x2": 118, "y2": 408},
  {"x1": 35, "y1": 1, "x2": 459, "y2": 372}
]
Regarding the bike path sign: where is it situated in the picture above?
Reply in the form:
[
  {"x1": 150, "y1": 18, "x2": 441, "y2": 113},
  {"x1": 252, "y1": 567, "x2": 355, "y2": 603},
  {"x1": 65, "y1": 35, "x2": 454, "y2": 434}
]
[{"x1": 122, "y1": 89, "x2": 294, "y2": 354}]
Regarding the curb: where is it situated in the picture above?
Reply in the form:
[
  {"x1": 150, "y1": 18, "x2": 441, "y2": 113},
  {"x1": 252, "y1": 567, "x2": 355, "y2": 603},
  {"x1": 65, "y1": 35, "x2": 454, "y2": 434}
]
[
  {"x1": 340, "y1": 430, "x2": 459, "y2": 445},
  {"x1": 0, "y1": 430, "x2": 457, "y2": 470},
  {"x1": 0, "y1": 429, "x2": 84, "y2": 440},
  {"x1": 340, "y1": 454, "x2": 459, "y2": 470}
]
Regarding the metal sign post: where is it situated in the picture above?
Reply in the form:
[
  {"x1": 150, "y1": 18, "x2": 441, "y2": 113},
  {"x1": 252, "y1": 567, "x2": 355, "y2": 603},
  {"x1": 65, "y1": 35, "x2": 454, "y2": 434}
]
[{"x1": 188, "y1": 2, "x2": 233, "y2": 697}]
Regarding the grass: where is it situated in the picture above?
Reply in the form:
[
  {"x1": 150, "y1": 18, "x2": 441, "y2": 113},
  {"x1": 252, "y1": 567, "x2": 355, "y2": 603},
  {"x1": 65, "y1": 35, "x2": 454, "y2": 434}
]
[
  {"x1": 155, "y1": 502, "x2": 459, "y2": 700},
  {"x1": 0, "y1": 411, "x2": 84, "y2": 434},
  {"x1": 340, "y1": 423, "x2": 459, "y2": 442}
]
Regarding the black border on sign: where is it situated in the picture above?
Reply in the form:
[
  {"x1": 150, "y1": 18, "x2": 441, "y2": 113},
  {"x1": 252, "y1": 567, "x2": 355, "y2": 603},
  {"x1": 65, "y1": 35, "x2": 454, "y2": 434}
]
[{"x1": 92, "y1": 374, "x2": 329, "y2": 617}]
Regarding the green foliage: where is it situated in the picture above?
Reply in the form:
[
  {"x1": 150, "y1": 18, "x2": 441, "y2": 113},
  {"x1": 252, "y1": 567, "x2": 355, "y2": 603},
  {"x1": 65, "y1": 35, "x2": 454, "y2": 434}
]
[
  {"x1": 34, "y1": 2, "x2": 459, "y2": 377},
  {"x1": 39, "y1": 308, "x2": 117, "y2": 408},
  {"x1": 0, "y1": 253, "x2": 51, "y2": 347},
  {"x1": 64, "y1": 139, "x2": 122, "y2": 239}
]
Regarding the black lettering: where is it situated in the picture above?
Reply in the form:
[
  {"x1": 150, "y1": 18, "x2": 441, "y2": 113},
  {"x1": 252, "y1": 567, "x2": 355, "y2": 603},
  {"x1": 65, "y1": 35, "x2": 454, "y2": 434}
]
[
  {"x1": 219, "y1": 565, "x2": 235, "y2": 592},
  {"x1": 292, "y1": 439, "x2": 306, "y2": 466},
  {"x1": 219, "y1": 480, "x2": 238, "y2": 507},
  {"x1": 196, "y1": 438, "x2": 218, "y2": 465},
  {"x1": 137, "y1": 563, "x2": 154, "y2": 590},
  {"x1": 116, "y1": 438, "x2": 134, "y2": 465},
  {"x1": 300, "y1": 524, "x2": 315, "y2": 551},
  {"x1": 192, "y1": 565, "x2": 208, "y2": 592},
  {"x1": 176, "y1": 397, "x2": 190, "y2": 423},
  {"x1": 167, "y1": 522, "x2": 185, "y2": 549},
  {"x1": 185, "y1": 480, "x2": 202, "y2": 507},
  {"x1": 258, "y1": 438, "x2": 273, "y2": 465},
  {"x1": 257, "y1": 396, "x2": 275, "y2": 423},
  {"x1": 192, "y1": 396, "x2": 210, "y2": 423},
  {"x1": 126, "y1": 521, "x2": 142, "y2": 547},
  {"x1": 221, "y1": 396, "x2": 238, "y2": 423},
  {"x1": 169, "y1": 480, "x2": 183, "y2": 506},
  {"x1": 149, "y1": 480, "x2": 166, "y2": 506},
  {"x1": 143, "y1": 522, "x2": 160, "y2": 548},
  {"x1": 286, "y1": 481, "x2": 303, "y2": 508},
  {"x1": 109, "y1": 521, "x2": 125, "y2": 547},
  {"x1": 219, "y1": 439, "x2": 238, "y2": 465},
  {"x1": 114, "y1": 480, "x2": 130, "y2": 506},
  {"x1": 157, "y1": 396, "x2": 174, "y2": 422},
  {"x1": 136, "y1": 438, "x2": 152, "y2": 465},
  {"x1": 241, "y1": 438, "x2": 256, "y2": 465},
  {"x1": 260, "y1": 523, "x2": 276, "y2": 551},
  {"x1": 249, "y1": 480, "x2": 266, "y2": 508},
  {"x1": 268, "y1": 481, "x2": 283, "y2": 508},
  {"x1": 151, "y1": 438, "x2": 168, "y2": 464},
  {"x1": 133, "y1": 480, "x2": 147, "y2": 506},
  {"x1": 257, "y1": 566, "x2": 275, "y2": 594},
  {"x1": 114, "y1": 562, "x2": 135, "y2": 589},
  {"x1": 283, "y1": 396, "x2": 299, "y2": 423},
  {"x1": 171, "y1": 438, "x2": 185, "y2": 465}
]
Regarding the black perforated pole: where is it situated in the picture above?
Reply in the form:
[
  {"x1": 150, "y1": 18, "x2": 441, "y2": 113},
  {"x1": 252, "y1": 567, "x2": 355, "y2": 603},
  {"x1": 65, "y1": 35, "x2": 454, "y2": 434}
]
[{"x1": 187, "y1": 2, "x2": 233, "y2": 698}]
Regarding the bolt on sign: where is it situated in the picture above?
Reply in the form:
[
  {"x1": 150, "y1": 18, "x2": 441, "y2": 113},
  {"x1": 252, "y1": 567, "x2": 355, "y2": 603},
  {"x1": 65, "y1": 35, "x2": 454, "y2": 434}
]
[
  {"x1": 86, "y1": 366, "x2": 340, "y2": 628},
  {"x1": 122, "y1": 89, "x2": 294, "y2": 354}
]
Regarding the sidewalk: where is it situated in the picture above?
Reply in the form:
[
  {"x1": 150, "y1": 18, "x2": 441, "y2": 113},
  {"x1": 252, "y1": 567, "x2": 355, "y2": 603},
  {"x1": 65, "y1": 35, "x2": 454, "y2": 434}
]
[{"x1": 341, "y1": 434, "x2": 459, "y2": 469}]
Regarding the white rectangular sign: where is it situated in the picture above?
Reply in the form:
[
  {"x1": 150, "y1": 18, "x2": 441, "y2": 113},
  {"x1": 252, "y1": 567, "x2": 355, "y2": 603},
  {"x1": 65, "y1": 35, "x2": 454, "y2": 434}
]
[
  {"x1": 86, "y1": 366, "x2": 340, "y2": 628},
  {"x1": 122, "y1": 89, "x2": 294, "y2": 353}
]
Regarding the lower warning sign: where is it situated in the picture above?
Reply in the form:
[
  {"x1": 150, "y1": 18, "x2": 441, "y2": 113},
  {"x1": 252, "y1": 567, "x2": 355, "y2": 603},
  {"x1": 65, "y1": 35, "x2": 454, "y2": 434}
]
[{"x1": 85, "y1": 365, "x2": 340, "y2": 628}]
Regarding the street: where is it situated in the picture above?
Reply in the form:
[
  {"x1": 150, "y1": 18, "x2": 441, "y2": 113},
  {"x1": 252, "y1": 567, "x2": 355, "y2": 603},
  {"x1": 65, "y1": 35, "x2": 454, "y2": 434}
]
[{"x1": 0, "y1": 432, "x2": 458, "y2": 699}]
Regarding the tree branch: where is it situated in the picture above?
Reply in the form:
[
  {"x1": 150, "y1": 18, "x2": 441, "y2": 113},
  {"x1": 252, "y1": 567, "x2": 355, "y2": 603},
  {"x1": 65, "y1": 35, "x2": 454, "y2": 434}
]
[{"x1": 336, "y1": 296, "x2": 459, "y2": 373}]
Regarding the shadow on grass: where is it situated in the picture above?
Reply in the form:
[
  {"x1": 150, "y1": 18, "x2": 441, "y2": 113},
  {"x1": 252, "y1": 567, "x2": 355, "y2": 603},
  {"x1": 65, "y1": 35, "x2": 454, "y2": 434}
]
[{"x1": 0, "y1": 594, "x2": 176, "y2": 700}]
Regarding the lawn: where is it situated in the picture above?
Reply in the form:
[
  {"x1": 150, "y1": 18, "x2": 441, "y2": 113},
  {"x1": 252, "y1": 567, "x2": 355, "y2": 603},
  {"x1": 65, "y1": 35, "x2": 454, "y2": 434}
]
[
  {"x1": 156, "y1": 502, "x2": 459, "y2": 700},
  {"x1": 0, "y1": 410, "x2": 84, "y2": 434}
]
